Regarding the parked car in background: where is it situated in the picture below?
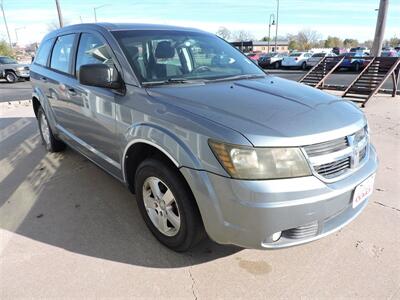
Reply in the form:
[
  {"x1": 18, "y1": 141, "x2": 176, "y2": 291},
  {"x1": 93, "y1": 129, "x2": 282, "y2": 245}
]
[
  {"x1": 282, "y1": 52, "x2": 312, "y2": 70},
  {"x1": 246, "y1": 52, "x2": 262, "y2": 63},
  {"x1": 339, "y1": 52, "x2": 368, "y2": 72},
  {"x1": 349, "y1": 47, "x2": 369, "y2": 54},
  {"x1": 381, "y1": 49, "x2": 398, "y2": 57},
  {"x1": 30, "y1": 23, "x2": 377, "y2": 252},
  {"x1": 306, "y1": 52, "x2": 337, "y2": 68},
  {"x1": 258, "y1": 52, "x2": 285, "y2": 69},
  {"x1": 332, "y1": 47, "x2": 346, "y2": 55},
  {"x1": 0, "y1": 56, "x2": 30, "y2": 83}
]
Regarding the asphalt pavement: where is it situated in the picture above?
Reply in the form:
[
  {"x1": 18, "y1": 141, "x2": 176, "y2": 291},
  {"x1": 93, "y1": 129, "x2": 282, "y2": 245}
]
[
  {"x1": 0, "y1": 92, "x2": 399, "y2": 298},
  {"x1": 0, "y1": 79, "x2": 32, "y2": 103}
]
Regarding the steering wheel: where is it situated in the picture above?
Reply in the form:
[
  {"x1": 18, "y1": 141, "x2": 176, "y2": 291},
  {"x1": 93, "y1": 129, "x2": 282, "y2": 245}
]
[{"x1": 192, "y1": 65, "x2": 211, "y2": 73}]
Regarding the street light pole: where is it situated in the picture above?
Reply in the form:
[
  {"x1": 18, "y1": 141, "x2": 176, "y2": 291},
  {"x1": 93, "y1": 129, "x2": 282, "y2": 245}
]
[
  {"x1": 0, "y1": 0, "x2": 12, "y2": 48},
  {"x1": 267, "y1": 14, "x2": 275, "y2": 53},
  {"x1": 94, "y1": 5, "x2": 108, "y2": 23},
  {"x1": 371, "y1": 0, "x2": 389, "y2": 57},
  {"x1": 274, "y1": 0, "x2": 280, "y2": 52},
  {"x1": 14, "y1": 26, "x2": 25, "y2": 44},
  {"x1": 55, "y1": 0, "x2": 64, "y2": 28}
]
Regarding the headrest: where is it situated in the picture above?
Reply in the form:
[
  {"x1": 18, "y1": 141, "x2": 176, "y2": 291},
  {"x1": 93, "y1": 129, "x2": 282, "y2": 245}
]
[
  {"x1": 155, "y1": 41, "x2": 175, "y2": 59},
  {"x1": 126, "y1": 46, "x2": 139, "y2": 60}
]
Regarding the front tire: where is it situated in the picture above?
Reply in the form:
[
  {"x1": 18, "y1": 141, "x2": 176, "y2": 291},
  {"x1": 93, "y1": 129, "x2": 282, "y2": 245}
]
[
  {"x1": 5, "y1": 71, "x2": 17, "y2": 83},
  {"x1": 37, "y1": 107, "x2": 66, "y2": 152},
  {"x1": 301, "y1": 62, "x2": 307, "y2": 70},
  {"x1": 135, "y1": 158, "x2": 204, "y2": 252}
]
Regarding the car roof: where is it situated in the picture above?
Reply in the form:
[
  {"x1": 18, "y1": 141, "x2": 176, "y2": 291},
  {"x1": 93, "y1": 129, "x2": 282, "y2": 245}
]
[{"x1": 42, "y1": 22, "x2": 208, "y2": 40}]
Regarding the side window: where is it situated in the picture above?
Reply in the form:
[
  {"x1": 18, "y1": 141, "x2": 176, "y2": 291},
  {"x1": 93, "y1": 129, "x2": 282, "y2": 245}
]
[
  {"x1": 50, "y1": 34, "x2": 76, "y2": 74},
  {"x1": 76, "y1": 33, "x2": 114, "y2": 76},
  {"x1": 35, "y1": 38, "x2": 54, "y2": 66}
]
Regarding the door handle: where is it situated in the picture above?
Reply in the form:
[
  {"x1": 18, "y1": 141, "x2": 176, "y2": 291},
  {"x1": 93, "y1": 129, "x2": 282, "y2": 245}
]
[
  {"x1": 67, "y1": 88, "x2": 77, "y2": 96},
  {"x1": 40, "y1": 76, "x2": 47, "y2": 81}
]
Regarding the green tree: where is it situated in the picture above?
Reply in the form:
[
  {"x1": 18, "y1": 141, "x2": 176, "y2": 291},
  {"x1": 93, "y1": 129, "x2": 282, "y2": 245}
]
[
  {"x1": 288, "y1": 39, "x2": 298, "y2": 50},
  {"x1": 388, "y1": 36, "x2": 400, "y2": 47},
  {"x1": 0, "y1": 40, "x2": 14, "y2": 57},
  {"x1": 324, "y1": 36, "x2": 343, "y2": 48},
  {"x1": 343, "y1": 38, "x2": 359, "y2": 48}
]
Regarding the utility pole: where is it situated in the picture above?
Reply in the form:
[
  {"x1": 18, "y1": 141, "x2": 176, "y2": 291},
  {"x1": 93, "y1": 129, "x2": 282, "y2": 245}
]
[
  {"x1": 274, "y1": 0, "x2": 280, "y2": 52},
  {"x1": 371, "y1": 0, "x2": 389, "y2": 57},
  {"x1": 0, "y1": 0, "x2": 12, "y2": 48},
  {"x1": 55, "y1": 0, "x2": 64, "y2": 28},
  {"x1": 268, "y1": 14, "x2": 275, "y2": 53}
]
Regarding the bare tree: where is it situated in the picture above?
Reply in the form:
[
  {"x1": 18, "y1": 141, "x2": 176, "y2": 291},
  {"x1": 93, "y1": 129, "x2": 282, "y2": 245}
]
[
  {"x1": 232, "y1": 30, "x2": 254, "y2": 42},
  {"x1": 216, "y1": 27, "x2": 231, "y2": 41},
  {"x1": 296, "y1": 29, "x2": 322, "y2": 50}
]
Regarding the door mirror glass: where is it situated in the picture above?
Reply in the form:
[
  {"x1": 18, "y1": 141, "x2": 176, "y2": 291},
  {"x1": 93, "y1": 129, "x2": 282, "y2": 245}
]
[{"x1": 79, "y1": 64, "x2": 123, "y2": 89}]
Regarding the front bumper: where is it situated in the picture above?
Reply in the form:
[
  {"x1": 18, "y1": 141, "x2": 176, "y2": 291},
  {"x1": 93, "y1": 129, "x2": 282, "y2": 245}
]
[
  {"x1": 180, "y1": 145, "x2": 378, "y2": 249},
  {"x1": 15, "y1": 70, "x2": 30, "y2": 78}
]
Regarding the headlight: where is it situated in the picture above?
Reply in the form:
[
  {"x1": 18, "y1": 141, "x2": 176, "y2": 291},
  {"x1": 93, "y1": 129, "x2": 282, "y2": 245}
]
[{"x1": 209, "y1": 140, "x2": 311, "y2": 180}]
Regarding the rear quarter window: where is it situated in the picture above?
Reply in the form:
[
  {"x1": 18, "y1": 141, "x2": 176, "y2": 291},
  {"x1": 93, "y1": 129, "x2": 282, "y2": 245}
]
[{"x1": 34, "y1": 38, "x2": 54, "y2": 66}]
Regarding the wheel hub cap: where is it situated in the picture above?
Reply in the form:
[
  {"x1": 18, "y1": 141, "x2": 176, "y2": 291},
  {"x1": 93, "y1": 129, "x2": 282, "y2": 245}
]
[{"x1": 142, "y1": 177, "x2": 181, "y2": 237}]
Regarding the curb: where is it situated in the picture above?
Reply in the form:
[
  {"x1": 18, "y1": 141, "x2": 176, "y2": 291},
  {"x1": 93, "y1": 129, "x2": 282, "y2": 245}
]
[{"x1": 0, "y1": 99, "x2": 32, "y2": 108}]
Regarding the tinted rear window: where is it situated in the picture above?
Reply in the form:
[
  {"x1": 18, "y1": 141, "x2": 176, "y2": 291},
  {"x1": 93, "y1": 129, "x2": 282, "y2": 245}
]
[
  {"x1": 35, "y1": 38, "x2": 54, "y2": 66},
  {"x1": 290, "y1": 53, "x2": 302, "y2": 57},
  {"x1": 312, "y1": 53, "x2": 325, "y2": 57}
]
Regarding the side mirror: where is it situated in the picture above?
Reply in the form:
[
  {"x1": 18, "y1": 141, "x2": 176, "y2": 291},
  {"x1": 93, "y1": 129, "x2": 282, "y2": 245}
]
[{"x1": 79, "y1": 64, "x2": 123, "y2": 90}]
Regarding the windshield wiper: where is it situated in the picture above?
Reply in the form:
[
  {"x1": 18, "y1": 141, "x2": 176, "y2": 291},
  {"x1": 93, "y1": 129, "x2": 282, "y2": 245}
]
[
  {"x1": 204, "y1": 74, "x2": 266, "y2": 83},
  {"x1": 142, "y1": 78, "x2": 203, "y2": 86}
]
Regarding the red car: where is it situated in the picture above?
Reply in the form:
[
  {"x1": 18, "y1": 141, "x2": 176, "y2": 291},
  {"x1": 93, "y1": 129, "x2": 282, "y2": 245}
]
[{"x1": 246, "y1": 52, "x2": 262, "y2": 63}]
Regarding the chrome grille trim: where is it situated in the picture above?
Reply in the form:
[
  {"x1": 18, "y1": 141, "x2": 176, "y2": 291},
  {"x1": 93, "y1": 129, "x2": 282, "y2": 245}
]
[{"x1": 302, "y1": 126, "x2": 369, "y2": 182}]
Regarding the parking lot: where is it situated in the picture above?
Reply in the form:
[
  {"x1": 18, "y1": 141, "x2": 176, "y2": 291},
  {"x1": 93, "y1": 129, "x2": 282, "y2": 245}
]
[
  {"x1": 1, "y1": 71, "x2": 399, "y2": 298},
  {"x1": 1, "y1": 69, "x2": 398, "y2": 104}
]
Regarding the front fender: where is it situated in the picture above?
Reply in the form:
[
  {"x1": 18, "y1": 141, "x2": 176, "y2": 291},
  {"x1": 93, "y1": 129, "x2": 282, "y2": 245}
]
[{"x1": 121, "y1": 122, "x2": 223, "y2": 182}]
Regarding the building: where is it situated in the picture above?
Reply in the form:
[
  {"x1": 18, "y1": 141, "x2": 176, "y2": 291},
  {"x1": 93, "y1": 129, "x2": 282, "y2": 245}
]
[{"x1": 230, "y1": 41, "x2": 289, "y2": 54}]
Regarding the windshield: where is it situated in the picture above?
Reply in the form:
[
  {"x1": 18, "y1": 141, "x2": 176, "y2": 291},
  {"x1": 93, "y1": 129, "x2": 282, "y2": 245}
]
[
  {"x1": 289, "y1": 53, "x2": 302, "y2": 57},
  {"x1": 0, "y1": 57, "x2": 17, "y2": 64},
  {"x1": 112, "y1": 30, "x2": 264, "y2": 84},
  {"x1": 312, "y1": 53, "x2": 325, "y2": 57}
]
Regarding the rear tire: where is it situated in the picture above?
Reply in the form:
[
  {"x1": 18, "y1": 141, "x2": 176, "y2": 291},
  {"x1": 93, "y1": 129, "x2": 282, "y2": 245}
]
[
  {"x1": 274, "y1": 61, "x2": 281, "y2": 69},
  {"x1": 5, "y1": 71, "x2": 17, "y2": 83},
  {"x1": 301, "y1": 62, "x2": 307, "y2": 70},
  {"x1": 135, "y1": 158, "x2": 204, "y2": 252},
  {"x1": 37, "y1": 107, "x2": 66, "y2": 152},
  {"x1": 353, "y1": 62, "x2": 361, "y2": 72}
]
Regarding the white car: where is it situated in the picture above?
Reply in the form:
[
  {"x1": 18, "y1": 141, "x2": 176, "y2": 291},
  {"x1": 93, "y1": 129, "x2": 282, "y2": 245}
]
[
  {"x1": 306, "y1": 52, "x2": 337, "y2": 68},
  {"x1": 281, "y1": 52, "x2": 312, "y2": 69}
]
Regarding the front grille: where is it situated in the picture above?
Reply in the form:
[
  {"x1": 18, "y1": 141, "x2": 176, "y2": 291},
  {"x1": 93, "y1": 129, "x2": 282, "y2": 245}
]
[
  {"x1": 283, "y1": 221, "x2": 318, "y2": 239},
  {"x1": 314, "y1": 157, "x2": 351, "y2": 179},
  {"x1": 304, "y1": 137, "x2": 348, "y2": 157},
  {"x1": 303, "y1": 127, "x2": 368, "y2": 181},
  {"x1": 24, "y1": 66, "x2": 29, "y2": 70}
]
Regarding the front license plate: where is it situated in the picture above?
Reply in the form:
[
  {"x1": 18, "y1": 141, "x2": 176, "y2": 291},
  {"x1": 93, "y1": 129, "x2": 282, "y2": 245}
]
[{"x1": 352, "y1": 174, "x2": 375, "y2": 208}]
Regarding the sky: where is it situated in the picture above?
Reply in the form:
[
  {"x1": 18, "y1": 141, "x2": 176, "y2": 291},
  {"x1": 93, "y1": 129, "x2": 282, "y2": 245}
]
[{"x1": 1, "y1": 0, "x2": 399, "y2": 45}]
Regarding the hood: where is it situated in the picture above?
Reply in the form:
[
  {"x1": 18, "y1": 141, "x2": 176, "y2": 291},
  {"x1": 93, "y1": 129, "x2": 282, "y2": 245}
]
[{"x1": 147, "y1": 76, "x2": 366, "y2": 147}]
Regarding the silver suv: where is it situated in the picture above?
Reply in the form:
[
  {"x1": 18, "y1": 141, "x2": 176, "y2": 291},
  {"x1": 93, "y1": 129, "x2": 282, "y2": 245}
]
[{"x1": 30, "y1": 24, "x2": 378, "y2": 251}]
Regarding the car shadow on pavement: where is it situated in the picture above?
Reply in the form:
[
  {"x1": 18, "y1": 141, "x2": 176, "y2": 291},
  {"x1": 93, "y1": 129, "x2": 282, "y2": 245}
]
[{"x1": 0, "y1": 117, "x2": 240, "y2": 268}]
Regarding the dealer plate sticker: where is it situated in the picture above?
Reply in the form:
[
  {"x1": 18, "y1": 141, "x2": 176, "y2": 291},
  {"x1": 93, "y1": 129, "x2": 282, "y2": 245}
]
[{"x1": 353, "y1": 174, "x2": 375, "y2": 208}]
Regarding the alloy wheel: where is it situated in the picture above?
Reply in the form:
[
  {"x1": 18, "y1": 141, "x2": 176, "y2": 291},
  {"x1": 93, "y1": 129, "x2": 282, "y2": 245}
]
[{"x1": 142, "y1": 176, "x2": 181, "y2": 237}]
